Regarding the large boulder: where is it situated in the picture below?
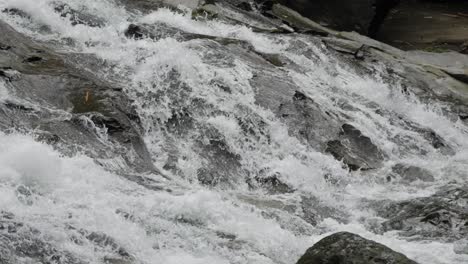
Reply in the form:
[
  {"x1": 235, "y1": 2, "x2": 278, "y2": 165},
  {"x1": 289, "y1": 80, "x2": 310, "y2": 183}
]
[{"x1": 297, "y1": 232, "x2": 417, "y2": 264}]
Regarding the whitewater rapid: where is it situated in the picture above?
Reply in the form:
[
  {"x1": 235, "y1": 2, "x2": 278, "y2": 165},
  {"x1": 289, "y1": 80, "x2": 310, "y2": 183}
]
[{"x1": 0, "y1": 0, "x2": 467, "y2": 263}]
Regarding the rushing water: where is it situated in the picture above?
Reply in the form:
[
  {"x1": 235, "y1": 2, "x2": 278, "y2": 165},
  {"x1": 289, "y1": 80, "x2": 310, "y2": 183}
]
[{"x1": 0, "y1": 0, "x2": 467, "y2": 263}]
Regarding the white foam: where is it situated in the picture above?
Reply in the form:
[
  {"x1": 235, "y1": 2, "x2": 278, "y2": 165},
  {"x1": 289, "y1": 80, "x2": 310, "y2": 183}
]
[{"x1": 0, "y1": 0, "x2": 467, "y2": 263}]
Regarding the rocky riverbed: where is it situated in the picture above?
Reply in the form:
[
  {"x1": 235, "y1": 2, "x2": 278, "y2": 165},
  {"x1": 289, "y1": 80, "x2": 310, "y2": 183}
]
[{"x1": 0, "y1": 0, "x2": 467, "y2": 263}]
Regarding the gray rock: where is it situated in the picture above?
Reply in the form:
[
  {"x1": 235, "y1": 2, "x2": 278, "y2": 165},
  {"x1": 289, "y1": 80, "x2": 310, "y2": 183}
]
[
  {"x1": 53, "y1": 3, "x2": 106, "y2": 28},
  {"x1": 0, "y1": 212, "x2": 85, "y2": 264},
  {"x1": 389, "y1": 163, "x2": 435, "y2": 183},
  {"x1": 296, "y1": 232, "x2": 417, "y2": 264},
  {"x1": 278, "y1": 91, "x2": 341, "y2": 151},
  {"x1": 0, "y1": 21, "x2": 158, "y2": 177},
  {"x1": 262, "y1": 0, "x2": 399, "y2": 36},
  {"x1": 301, "y1": 196, "x2": 348, "y2": 226},
  {"x1": 326, "y1": 124, "x2": 385, "y2": 170},
  {"x1": 376, "y1": 186, "x2": 468, "y2": 242}
]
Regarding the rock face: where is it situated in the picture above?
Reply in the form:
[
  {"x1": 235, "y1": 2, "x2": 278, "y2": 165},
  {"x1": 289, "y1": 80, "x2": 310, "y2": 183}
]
[
  {"x1": 258, "y1": 0, "x2": 399, "y2": 36},
  {"x1": 0, "y1": 20, "x2": 158, "y2": 177},
  {"x1": 296, "y1": 232, "x2": 417, "y2": 264},
  {"x1": 377, "y1": 0, "x2": 468, "y2": 52}
]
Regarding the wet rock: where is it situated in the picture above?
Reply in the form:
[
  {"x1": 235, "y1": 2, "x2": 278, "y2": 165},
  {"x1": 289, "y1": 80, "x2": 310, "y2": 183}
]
[
  {"x1": 197, "y1": 136, "x2": 245, "y2": 187},
  {"x1": 124, "y1": 24, "x2": 144, "y2": 39},
  {"x1": 3, "y1": 101, "x2": 35, "y2": 112},
  {"x1": 301, "y1": 196, "x2": 348, "y2": 226},
  {"x1": 270, "y1": 4, "x2": 332, "y2": 35},
  {"x1": 376, "y1": 186, "x2": 468, "y2": 242},
  {"x1": 297, "y1": 232, "x2": 417, "y2": 264},
  {"x1": 0, "y1": 21, "x2": 156, "y2": 174},
  {"x1": 124, "y1": 23, "x2": 249, "y2": 45},
  {"x1": 326, "y1": 124, "x2": 385, "y2": 170},
  {"x1": 258, "y1": 52, "x2": 285, "y2": 67},
  {"x1": 254, "y1": 172, "x2": 294, "y2": 194},
  {"x1": 22, "y1": 56, "x2": 42, "y2": 63},
  {"x1": 236, "y1": 2, "x2": 253, "y2": 12},
  {"x1": 54, "y1": 3, "x2": 106, "y2": 28},
  {"x1": 278, "y1": 91, "x2": 341, "y2": 151},
  {"x1": 116, "y1": 0, "x2": 166, "y2": 13},
  {"x1": 0, "y1": 213, "x2": 84, "y2": 264},
  {"x1": 2, "y1": 8, "x2": 31, "y2": 19},
  {"x1": 377, "y1": 0, "x2": 468, "y2": 52},
  {"x1": 268, "y1": 0, "x2": 399, "y2": 36},
  {"x1": 389, "y1": 163, "x2": 435, "y2": 183},
  {"x1": 354, "y1": 45, "x2": 367, "y2": 60},
  {"x1": 445, "y1": 70, "x2": 468, "y2": 86},
  {"x1": 0, "y1": 44, "x2": 11, "y2": 50},
  {"x1": 197, "y1": 1, "x2": 292, "y2": 33},
  {"x1": 83, "y1": 231, "x2": 131, "y2": 259},
  {"x1": 89, "y1": 113, "x2": 128, "y2": 134}
]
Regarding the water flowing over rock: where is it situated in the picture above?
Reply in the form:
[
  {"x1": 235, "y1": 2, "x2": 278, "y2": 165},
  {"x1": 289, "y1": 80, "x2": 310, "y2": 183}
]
[
  {"x1": 326, "y1": 123, "x2": 385, "y2": 170},
  {"x1": 375, "y1": 186, "x2": 468, "y2": 242},
  {"x1": 0, "y1": 0, "x2": 467, "y2": 263}
]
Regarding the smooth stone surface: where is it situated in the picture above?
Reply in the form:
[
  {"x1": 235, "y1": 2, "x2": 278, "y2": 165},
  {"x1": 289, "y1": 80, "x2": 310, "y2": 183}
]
[{"x1": 296, "y1": 232, "x2": 417, "y2": 264}]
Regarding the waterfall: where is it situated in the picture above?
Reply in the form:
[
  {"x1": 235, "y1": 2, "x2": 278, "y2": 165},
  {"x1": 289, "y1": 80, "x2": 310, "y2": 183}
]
[{"x1": 0, "y1": 0, "x2": 467, "y2": 263}]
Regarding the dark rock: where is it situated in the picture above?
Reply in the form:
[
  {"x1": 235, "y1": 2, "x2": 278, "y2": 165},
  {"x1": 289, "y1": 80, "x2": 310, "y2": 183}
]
[
  {"x1": 258, "y1": 52, "x2": 285, "y2": 67},
  {"x1": 115, "y1": 0, "x2": 165, "y2": 13},
  {"x1": 376, "y1": 186, "x2": 468, "y2": 241},
  {"x1": 326, "y1": 124, "x2": 385, "y2": 170},
  {"x1": 254, "y1": 173, "x2": 294, "y2": 194},
  {"x1": 22, "y1": 56, "x2": 42, "y2": 63},
  {"x1": 445, "y1": 71, "x2": 468, "y2": 85},
  {"x1": 270, "y1": 4, "x2": 331, "y2": 35},
  {"x1": 0, "y1": 20, "x2": 157, "y2": 175},
  {"x1": 3, "y1": 101, "x2": 35, "y2": 112},
  {"x1": 82, "y1": 231, "x2": 131, "y2": 258},
  {"x1": 236, "y1": 2, "x2": 254, "y2": 12},
  {"x1": 124, "y1": 23, "x2": 251, "y2": 46},
  {"x1": 377, "y1": 0, "x2": 468, "y2": 51},
  {"x1": 0, "y1": 44, "x2": 11, "y2": 50},
  {"x1": 197, "y1": 136, "x2": 245, "y2": 187},
  {"x1": 296, "y1": 232, "x2": 417, "y2": 264},
  {"x1": 2, "y1": 8, "x2": 31, "y2": 19},
  {"x1": 124, "y1": 24, "x2": 144, "y2": 40},
  {"x1": 270, "y1": 0, "x2": 399, "y2": 36},
  {"x1": 389, "y1": 163, "x2": 435, "y2": 182},
  {"x1": 89, "y1": 113, "x2": 128, "y2": 134},
  {"x1": 354, "y1": 45, "x2": 367, "y2": 60}
]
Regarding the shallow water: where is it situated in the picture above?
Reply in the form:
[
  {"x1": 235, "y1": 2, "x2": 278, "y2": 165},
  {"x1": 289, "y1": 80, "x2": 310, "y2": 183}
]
[{"x1": 0, "y1": 0, "x2": 467, "y2": 263}]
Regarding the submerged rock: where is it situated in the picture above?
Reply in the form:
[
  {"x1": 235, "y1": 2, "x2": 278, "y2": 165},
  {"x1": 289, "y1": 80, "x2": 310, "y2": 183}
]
[
  {"x1": 376, "y1": 186, "x2": 468, "y2": 242},
  {"x1": 53, "y1": 3, "x2": 106, "y2": 27},
  {"x1": 389, "y1": 163, "x2": 435, "y2": 183},
  {"x1": 0, "y1": 212, "x2": 84, "y2": 264},
  {"x1": 296, "y1": 232, "x2": 417, "y2": 264}
]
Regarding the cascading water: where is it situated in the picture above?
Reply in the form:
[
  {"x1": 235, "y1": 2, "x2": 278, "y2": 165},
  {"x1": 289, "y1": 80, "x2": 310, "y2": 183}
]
[{"x1": 0, "y1": 0, "x2": 467, "y2": 263}]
